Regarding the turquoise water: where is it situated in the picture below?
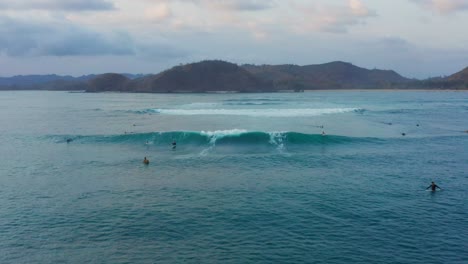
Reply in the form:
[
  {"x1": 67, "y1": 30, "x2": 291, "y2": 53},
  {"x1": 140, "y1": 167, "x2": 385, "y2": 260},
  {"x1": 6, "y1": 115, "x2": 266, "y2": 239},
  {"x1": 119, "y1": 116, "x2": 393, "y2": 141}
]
[{"x1": 0, "y1": 91, "x2": 467, "y2": 263}]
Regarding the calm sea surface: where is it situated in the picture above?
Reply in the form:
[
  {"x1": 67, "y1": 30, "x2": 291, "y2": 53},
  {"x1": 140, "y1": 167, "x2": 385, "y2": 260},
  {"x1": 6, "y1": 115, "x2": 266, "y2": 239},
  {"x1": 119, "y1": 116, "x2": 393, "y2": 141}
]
[{"x1": 0, "y1": 91, "x2": 467, "y2": 263}]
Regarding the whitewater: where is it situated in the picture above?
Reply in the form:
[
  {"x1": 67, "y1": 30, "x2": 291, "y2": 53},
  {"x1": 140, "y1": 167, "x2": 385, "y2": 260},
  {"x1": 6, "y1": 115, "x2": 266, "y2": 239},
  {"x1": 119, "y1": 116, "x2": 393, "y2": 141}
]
[{"x1": 0, "y1": 91, "x2": 467, "y2": 263}]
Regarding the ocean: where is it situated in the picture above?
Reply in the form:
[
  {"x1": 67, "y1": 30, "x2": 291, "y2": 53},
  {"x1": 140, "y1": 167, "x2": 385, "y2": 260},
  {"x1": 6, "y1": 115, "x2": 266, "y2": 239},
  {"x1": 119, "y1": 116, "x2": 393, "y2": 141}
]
[{"x1": 0, "y1": 90, "x2": 467, "y2": 263}]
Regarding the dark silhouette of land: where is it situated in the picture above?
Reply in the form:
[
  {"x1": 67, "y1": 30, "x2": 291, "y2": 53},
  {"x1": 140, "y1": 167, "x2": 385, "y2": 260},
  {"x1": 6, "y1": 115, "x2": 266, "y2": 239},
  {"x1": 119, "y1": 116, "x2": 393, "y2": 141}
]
[
  {"x1": 243, "y1": 61, "x2": 409, "y2": 90},
  {"x1": 0, "y1": 60, "x2": 467, "y2": 92},
  {"x1": 125, "y1": 61, "x2": 272, "y2": 93}
]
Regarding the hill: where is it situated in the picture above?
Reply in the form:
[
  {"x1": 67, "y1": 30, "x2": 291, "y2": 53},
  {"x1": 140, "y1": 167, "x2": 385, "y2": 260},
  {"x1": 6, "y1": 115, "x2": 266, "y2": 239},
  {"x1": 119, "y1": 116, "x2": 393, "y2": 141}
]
[
  {"x1": 447, "y1": 67, "x2": 468, "y2": 82},
  {"x1": 123, "y1": 60, "x2": 273, "y2": 93},
  {"x1": 87, "y1": 73, "x2": 130, "y2": 92},
  {"x1": 391, "y1": 66, "x2": 468, "y2": 90},
  {"x1": 242, "y1": 61, "x2": 409, "y2": 90}
]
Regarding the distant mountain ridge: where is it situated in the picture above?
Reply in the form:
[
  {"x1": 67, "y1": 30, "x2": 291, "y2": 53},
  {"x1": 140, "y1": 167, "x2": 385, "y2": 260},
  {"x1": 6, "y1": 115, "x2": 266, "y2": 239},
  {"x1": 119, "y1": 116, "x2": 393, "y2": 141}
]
[
  {"x1": 242, "y1": 61, "x2": 409, "y2": 90},
  {"x1": 0, "y1": 74, "x2": 83, "y2": 86},
  {"x1": 0, "y1": 73, "x2": 145, "y2": 90},
  {"x1": 125, "y1": 60, "x2": 272, "y2": 93},
  {"x1": 0, "y1": 61, "x2": 466, "y2": 92}
]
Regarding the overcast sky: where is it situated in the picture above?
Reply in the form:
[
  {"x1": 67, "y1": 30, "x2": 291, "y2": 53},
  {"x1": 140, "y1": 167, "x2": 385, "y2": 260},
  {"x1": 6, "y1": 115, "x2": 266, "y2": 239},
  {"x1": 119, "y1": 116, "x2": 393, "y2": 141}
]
[{"x1": 0, "y1": 0, "x2": 467, "y2": 78}]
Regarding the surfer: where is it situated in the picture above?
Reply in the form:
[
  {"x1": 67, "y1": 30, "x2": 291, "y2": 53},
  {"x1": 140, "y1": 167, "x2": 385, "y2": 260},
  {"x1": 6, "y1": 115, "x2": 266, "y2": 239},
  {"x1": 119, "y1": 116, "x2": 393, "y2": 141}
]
[
  {"x1": 321, "y1": 131, "x2": 326, "y2": 136},
  {"x1": 143, "y1": 157, "x2": 149, "y2": 165},
  {"x1": 66, "y1": 138, "x2": 73, "y2": 143},
  {"x1": 172, "y1": 140, "x2": 177, "y2": 150},
  {"x1": 426, "y1": 181, "x2": 441, "y2": 191}
]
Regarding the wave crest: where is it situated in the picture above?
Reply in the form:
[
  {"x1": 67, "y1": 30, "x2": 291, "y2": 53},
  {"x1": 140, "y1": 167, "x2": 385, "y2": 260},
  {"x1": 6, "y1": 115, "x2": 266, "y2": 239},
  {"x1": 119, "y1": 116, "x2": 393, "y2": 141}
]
[
  {"x1": 49, "y1": 130, "x2": 377, "y2": 147},
  {"x1": 128, "y1": 108, "x2": 362, "y2": 117}
]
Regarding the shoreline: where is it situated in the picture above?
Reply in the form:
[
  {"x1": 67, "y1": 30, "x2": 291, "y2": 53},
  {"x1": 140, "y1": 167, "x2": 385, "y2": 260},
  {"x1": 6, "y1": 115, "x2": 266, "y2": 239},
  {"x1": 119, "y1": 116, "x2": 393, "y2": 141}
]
[{"x1": 303, "y1": 88, "x2": 468, "y2": 92}]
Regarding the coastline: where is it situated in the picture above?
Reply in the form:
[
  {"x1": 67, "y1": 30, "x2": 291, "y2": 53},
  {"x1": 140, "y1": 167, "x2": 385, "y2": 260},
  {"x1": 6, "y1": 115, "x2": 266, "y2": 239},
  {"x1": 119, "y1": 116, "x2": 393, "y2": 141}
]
[
  {"x1": 0, "y1": 88, "x2": 468, "y2": 94},
  {"x1": 303, "y1": 88, "x2": 468, "y2": 92}
]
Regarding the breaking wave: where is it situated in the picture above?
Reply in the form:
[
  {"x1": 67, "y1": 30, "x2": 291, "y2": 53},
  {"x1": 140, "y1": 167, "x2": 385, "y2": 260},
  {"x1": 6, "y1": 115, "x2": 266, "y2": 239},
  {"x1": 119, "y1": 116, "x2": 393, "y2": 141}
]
[
  {"x1": 49, "y1": 129, "x2": 379, "y2": 147},
  {"x1": 126, "y1": 108, "x2": 362, "y2": 117}
]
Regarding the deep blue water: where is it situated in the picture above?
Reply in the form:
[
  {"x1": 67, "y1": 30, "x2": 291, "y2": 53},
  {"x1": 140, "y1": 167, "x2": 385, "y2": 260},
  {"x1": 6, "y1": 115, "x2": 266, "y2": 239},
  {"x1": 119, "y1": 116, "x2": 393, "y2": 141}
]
[{"x1": 0, "y1": 91, "x2": 467, "y2": 263}]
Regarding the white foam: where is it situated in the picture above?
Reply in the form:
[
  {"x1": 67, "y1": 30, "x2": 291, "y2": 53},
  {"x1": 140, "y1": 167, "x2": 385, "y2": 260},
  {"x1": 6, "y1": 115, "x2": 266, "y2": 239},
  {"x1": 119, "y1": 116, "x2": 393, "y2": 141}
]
[
  {"x1": 268, "y1": 132, "x2": 286, "y2": 152},
  {"x1": 180, "y1": 102, "x2": 220, "y2": 109},
  {"x1": 200, "y1": 129, "x2": 248, "y2": 137},
  {"x1": 153, "y1": 108, "x2": 360, "y2": 117},
  {"x1": 200, "y1": 129, "x2": 248, "y2": 144}
]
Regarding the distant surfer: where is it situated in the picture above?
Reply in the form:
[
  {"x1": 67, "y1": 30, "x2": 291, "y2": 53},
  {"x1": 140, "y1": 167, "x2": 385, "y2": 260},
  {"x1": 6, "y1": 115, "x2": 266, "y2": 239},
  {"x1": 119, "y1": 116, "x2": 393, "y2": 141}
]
[
  {"x1": 401, "y1": 133, "x2": 406, "y2": 136},
  {"x1": 321, "y1": 131, "x2": 326, "y2": 136},
  {"x1": 172, "y1": 140, "x2": 177, "y2": 150},
  {"x1": 66, "y1": 138, "x2": 73, "y2": 143},
  {"x1": 426, "y1": 181, "x2": 441, "y2": 191},
  {"x1": 143, "y1": 157, "x2": 149, "y2": 165}
]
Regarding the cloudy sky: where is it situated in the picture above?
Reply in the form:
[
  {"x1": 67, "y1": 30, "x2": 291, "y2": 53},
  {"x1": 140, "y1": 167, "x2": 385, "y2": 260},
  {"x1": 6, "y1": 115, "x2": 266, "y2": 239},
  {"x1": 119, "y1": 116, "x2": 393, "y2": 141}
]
[{"x1": 0, "y1": 0, "x2": 467, "y2": 78}]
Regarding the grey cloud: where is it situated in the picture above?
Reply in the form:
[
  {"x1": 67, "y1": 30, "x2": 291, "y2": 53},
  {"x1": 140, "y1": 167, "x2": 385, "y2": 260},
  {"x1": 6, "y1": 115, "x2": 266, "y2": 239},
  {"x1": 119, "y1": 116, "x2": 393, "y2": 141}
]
[
  {"x1": 0, "y1": 0, "x2": 115, "y2": 11},
  {"x1": 0, "y1": 17, "x2": 46, "y2": 56},
  {"x1": 296, "y1": 1, "x2": 377, "y2": 34},
  {"x1": 211, "y1": 0, "x2": 274, "y2": 11},
  {"x1": 410, "y1": 0, "x2": 468, "y2": 14},
  {"x1": 0, "y1": 17, "x2": 132, "y2": 56},
  {"x1": 169, "y1": 0, "x2": 274, "y2": 11},
  {"x1": 0, "y1": 17, "x2": 187, "y2": 58},
  {"x1": 136, "y1": 43, "x2": 189, "y2": 59},
  {"x1": 42, "y1": 31, "x2": 135, "y2": 56},
  {"x1": 375, "y1": 37, "x2": 412, "y2": 51},
  {"x1": 319, "y1": 15, "x2": 372, "y2": 33}
]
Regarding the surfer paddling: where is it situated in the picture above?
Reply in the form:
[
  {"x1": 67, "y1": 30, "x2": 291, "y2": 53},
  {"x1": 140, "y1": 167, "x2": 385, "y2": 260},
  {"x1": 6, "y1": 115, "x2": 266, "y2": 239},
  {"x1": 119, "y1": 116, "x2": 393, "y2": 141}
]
[
  {"x1": 143, "y1": 157, "x2": 149, "y2": 165},
  {"x1": 426, "y1": 181, "x2": 441, "y2": 191}
]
